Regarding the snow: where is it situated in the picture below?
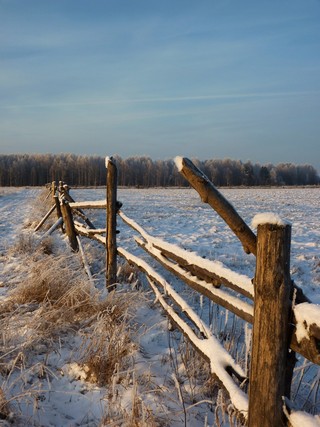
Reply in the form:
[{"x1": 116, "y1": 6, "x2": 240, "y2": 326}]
[
  {"x1": 174, "y1": 156, "x2": 184, "y2": 172},
  {"x1": 147, "y1": 276, "x2": 249, "y2": 415},
  {"x1": 289, "y1": 410, "x2": 320, "y2": 427},
  {"x1": 105, "y1": 156, "x2": 111, "y2": 168},
  {"x1": 133, "y1": 236, "x2": 254, "y2": 321},
  {"x1": 119, "y1": 210, "x2": 254, "y2": 299},
  {"x1": 251, "y1": 212, "x2": 290, "y2": 228},
  {"x1": 294, "y1": 302, "x2": 320, "y2": 342},
  {"x1": 133, "y1": 266, "x2": 249, "y2": 415},
  {"x1": 1, "y1": 186, "x2": 320, "y2": 425},
  {"x1": 70, "y1": 200, "x2": 106, "y2": 209}
]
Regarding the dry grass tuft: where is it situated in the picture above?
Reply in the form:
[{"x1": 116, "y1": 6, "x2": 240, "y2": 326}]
[
  {"x1": 117, "y1": 261, "x2": 141, "y2": 287},
  {"x1": 2, "y1": 253, "x2": 136, "y2": 353},
  {"x1": 0, "y1": 252, "x2": 141, "y2": 425},
  {"x1": 101, "y1": 373, "x2": 158, "y2": 427},
  {"x1": 9, "y1": 255, "x2": 89, "y2": 307},
  {"x1": 78, "y1": 311, "x2": 134, "y2": 386},
  {"x1": 75, "y1": 290, "x2": 138, "y2": 386},
  {"x1": 9, "y1": 233, "x2": 37, "y2": 255},
  {"x1": 0, "y1": 387, "x2": 10, "y2": 420},
  {"x1": 39, "y1": 236, "x2": 55, "y2": 255},
  {"x1": 1, "y1": 232, "x2": 140, "y2": 372},
  {"x1": 24, "y1": 187, "x2": 54, "y2": 229},
  {"x1": 9, "y1": 233, "x2": 56, "y2": 258}
]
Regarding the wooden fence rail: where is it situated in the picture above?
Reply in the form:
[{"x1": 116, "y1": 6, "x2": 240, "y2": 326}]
[{"x1": 34, "y1": 157, "x2": 320, "y2": 426}]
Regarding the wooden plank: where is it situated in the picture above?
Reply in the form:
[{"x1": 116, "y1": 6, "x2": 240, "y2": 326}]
[
  {"x1": 69, "y1": 201, "x2": 106, "y2": 209},
  {"x1": 44, "y1": 217, "x2": 64, "y2": 236},
  {"x1": 290, "y1": 329, "x2": 320, "y2": 365},
  {"x1": 34, "y1": 204, "x2": 56, "y2": 232},
  {"x1": 75, "y1": 224, "x2": 105, "y2": 245},
  {"x1": 177, "y1": 157, "x2": 257, "y2": 255},
  {"x1": 152, "y1": 242, "x2": 254, "y2": 299},
  {"x1": 117, "y1": 246, "x2": 248, "y2": 418},
  {"x1": 248, "y1": 223, "x2": 292, "y2": 427},
  {"x1": 136, "y1": 237, "x2": 254, "y2": 324},
  {"x1": 76, "y1": 235, "x2": 95, "y2": 286},
  {"x1": 85, "y1": 228, "x2": 106, "y2": 235},
  {"x1": 119, "y1": 210, "x2": 254, "y2": 298}
]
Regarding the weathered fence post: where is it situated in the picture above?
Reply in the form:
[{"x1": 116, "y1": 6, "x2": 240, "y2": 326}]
[
  {"x1": 60, "y1": 197, "x2": 78, "y2": 252},
  {"x1": 52, "y1": 181, "x2": 64, "y2": 233},
  {"x1": 51, "y1": 181, "x2": 56, "y2": 198},
  {"x1": 248, "y1": 221, "x2": 292, "y2": 427},
  {"x1": 106, "y1": 157, "x2": 118, "y2": 290}
]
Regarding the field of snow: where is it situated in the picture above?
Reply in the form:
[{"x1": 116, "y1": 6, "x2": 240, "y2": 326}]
[
  {"x1": 80, "y1": 186, "x2": 320, "y2": 303},
  {"x1": 0, "y1": 186, "x2": 319, "y2": 426}
]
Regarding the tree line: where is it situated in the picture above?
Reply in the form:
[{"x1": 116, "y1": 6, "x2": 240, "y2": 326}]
[{"x1": 0, "y1": 153, "x2": 319, "y2": 187}]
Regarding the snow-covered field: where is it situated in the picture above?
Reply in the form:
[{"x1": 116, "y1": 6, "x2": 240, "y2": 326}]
[
  {"x1": 0, "y1": 186, "x2": 319, "y2": 426},
  {"x1": 90, "y1": 187, "x2": 320, "y2": 303}
]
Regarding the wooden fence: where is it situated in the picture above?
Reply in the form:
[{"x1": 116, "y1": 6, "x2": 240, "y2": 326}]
[{"x1": 35, "y1": 156, "x2": 320, "y2": 427}]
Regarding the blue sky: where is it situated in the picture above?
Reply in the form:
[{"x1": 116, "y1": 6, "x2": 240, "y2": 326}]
[{"x1": 1, "y1": 0, "x2": 320, "y2": 170}]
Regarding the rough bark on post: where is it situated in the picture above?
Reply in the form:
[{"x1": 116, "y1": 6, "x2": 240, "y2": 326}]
[
  {"x1": 52, "y1": 182, "x2": 64, "y2": 233},
  {"x1": 106, "y1": 157, "x2": 118, "y2": 290},
  {"x1": 60, "y1": 198, "x2": 78, "y2": 252},
  {"x1": 176, "y1": 157, "x2": 257, "y2": 255},
  {"x1": 54, "y1": 195, "x2": 64, "y2": 232},
  {"x1": 58, "y1": 181, "x2": 64, "y2": 195},
  {"x1": 248, "y1": 222, "x2": 292, "y2": 427},
  {"x1": 51, "y1": 181, "x2": 56, "y2": 199}
]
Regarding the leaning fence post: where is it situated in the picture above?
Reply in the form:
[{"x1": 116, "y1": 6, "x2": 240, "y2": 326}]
[
  {"x1": 34, "y1": 204, "x2": 56, "y2": 232},
  {"x1": 106, "y1": 157, "x2": 118, "y2": 290},
  {"x1": 248, "y1": 220, "x2": 292, "y2": 427},
  {"x1": 52, "y1": 181, "x2": 64, "y2": 233},
  {"x1": 60, "y1": 197, "x2": 78, "y2": 252}
]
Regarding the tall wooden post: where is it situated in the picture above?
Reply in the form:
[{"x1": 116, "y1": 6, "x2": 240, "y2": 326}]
[
  {"x1": 60, "y1": 197, "x2": 78, "y2": 252},
  {"x1": 248, "y1": 222, "x2": 292, "y2": 427},
  {"x1": 54, "y1": 194, "x2": 64, "y2": 232},
  {"x1": 106, "y1": 157, "x2": 118, "y2": 290},
  {"x1": 51, "y1": 181, "x2": 56, "y2": 199},
  {"x1": 52, "y1": 181, "x2": 64, "y2": 233}
]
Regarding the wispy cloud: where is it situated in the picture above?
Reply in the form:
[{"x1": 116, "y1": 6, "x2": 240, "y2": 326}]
[{"x1": 2, "y1": 90, "x2": 320, "y2": 110}]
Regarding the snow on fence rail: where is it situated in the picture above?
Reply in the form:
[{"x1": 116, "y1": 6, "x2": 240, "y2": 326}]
[{"x1": 34, "y1": 157, "x2": 320, "y2": 427}]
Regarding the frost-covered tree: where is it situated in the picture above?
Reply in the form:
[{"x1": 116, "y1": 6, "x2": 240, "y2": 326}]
[{"x1": 0, "y1": 154, "x2": 319, "y2": 187}]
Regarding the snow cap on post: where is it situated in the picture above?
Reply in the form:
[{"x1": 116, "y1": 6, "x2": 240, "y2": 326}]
[
  {"x1": 251, "y1": 213, "x2": 291, "y2": 229},
  {"x1": 174, "y1": 156, "x2": 184, "y2": 172},
  {"x1": 105, "y1": 156, "x2": 115, "y2": 169}
]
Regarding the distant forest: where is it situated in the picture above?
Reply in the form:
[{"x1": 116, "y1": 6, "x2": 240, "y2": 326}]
[{"x1": 0, "y1": 153, "x2": 319, "y2": 187}]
